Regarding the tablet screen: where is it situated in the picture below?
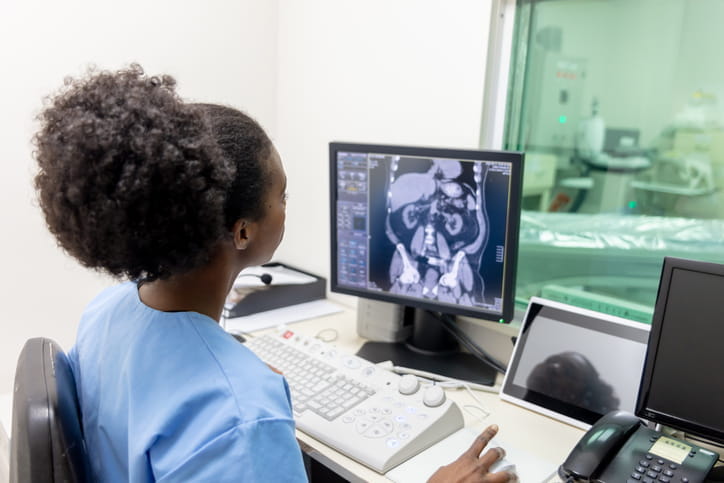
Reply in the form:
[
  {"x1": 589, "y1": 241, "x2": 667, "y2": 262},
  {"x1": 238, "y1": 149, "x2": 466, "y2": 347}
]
[{"x1": 500, "y1": 297, "x2": 650, "y2": 429}]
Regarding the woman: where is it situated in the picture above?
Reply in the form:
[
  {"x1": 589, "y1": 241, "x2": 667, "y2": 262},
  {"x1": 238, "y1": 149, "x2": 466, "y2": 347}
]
[{"x1": 33, "y1": 64, "x2": 513, "y2": 482}]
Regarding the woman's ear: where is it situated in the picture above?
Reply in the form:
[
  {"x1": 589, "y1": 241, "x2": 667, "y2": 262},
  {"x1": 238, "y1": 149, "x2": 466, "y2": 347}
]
[{"x1": 232, "y1": 218, "x2": 254, "y2": 250}]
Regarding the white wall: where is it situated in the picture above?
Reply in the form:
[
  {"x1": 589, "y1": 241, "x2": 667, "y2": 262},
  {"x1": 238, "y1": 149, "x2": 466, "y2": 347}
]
[
  {"x1": 672, "y1": 0, "x2": 724, "y2": 123},
  {"x1": 0, "y1": 0, "x2": 279, "y2": 394},
  {"x1": 0, "y1": 0, "x2": 493, "y2": 394},
  {"x1": 532, "y1": 0, "x2": 685, "y2": 146},
  {"x1": 273, "y1": 0, "x2": 492, "y2": 292}
]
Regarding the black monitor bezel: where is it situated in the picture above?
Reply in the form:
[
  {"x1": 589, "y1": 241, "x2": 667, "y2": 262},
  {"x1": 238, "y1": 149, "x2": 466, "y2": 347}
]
[
  {"x1": 636, "y1": 256, "x2": 724, "y2": 445},
  {"x1": 328, "y1": 141, "x2": 524, "y2": 324}
]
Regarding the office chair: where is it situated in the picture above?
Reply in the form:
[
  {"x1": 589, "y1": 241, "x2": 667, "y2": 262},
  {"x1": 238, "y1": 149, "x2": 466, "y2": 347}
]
[{"x1": 10, "y1": 338, "x2": 91, "y2": 483}]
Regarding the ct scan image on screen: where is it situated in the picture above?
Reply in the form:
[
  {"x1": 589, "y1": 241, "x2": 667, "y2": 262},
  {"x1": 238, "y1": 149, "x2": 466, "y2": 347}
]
[{"x1": 335, "y1": 150, "x2": 514, "y2": 316}]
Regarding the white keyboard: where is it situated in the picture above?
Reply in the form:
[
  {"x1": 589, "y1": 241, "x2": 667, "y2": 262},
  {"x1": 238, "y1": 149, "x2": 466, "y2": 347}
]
[{"x1": 244, "y1": 329, "x2": 465, "y2": 473}]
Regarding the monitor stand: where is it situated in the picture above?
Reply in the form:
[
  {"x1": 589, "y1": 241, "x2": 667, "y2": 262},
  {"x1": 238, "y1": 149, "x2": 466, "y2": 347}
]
[{"x1": 355, "y1": 307, "x2": 498, "y2": 386}]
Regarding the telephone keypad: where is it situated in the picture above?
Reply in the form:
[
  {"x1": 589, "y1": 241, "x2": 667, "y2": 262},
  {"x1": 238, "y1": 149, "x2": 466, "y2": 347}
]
[
  {"x1": 630, "y1": 455, "x2": 690, "y2": 483},
  {"x1": 581, "y1": 420, "x2": 718, "y2": 483}
]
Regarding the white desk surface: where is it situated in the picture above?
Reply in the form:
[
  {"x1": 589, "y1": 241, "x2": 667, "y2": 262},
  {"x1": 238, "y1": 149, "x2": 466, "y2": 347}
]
[
  {"x1": 262, "y1": 306, "x2": 585, "y2": 482},
  {"x1": 0, "y1": 306, "x2": 585, "y2": 483}
]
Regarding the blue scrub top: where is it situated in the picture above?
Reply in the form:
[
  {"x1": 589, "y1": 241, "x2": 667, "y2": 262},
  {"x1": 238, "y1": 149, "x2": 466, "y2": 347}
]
[{"x1": 68, "y1": 282, "x2": 307, "y2": 482}]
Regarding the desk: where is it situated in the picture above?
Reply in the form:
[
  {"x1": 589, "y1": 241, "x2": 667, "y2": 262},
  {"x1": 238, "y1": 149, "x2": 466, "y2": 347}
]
[
  {"x1": 272, "y1": 305, "x2": 584, "y2": 482},
  {"x1": 0, "y1": 304, "x2": 585, "y2": 483}
]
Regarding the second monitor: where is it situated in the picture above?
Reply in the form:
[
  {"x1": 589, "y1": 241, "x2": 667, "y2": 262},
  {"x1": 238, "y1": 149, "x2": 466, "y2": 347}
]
[{"x1": 329, "y1": 142, "x2": 524, "y2": 384}]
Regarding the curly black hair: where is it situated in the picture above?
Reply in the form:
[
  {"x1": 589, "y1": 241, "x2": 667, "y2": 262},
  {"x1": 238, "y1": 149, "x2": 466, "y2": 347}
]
[
  {"x1": 195, "y1": 103, "x2": 272, "y2": 228},
  {"x1": 34, "y1": 64, "x2": 272, "y2": 281}
]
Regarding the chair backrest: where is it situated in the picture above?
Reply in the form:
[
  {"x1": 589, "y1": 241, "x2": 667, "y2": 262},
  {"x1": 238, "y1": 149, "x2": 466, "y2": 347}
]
[{"x1": 10, "y1": 338, "x2": 91, "y2": 483}]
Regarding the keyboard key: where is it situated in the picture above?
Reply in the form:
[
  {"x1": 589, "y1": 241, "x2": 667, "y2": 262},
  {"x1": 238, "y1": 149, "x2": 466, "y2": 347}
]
[{"x1": 326, "y1": 407, "x2": 344, "y2": 420}]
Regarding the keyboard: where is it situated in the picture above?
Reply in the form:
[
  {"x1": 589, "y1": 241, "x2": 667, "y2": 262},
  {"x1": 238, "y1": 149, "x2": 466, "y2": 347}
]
[{"x1": 244, "y1": 329, "x2": 465, "y2": 473}]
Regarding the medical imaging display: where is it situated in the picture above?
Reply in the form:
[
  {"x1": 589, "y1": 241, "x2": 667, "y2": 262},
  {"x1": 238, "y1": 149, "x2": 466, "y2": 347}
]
[
  {"x1": 507, "y1": 305, "x2": 649, "y2": 422},
  {"x1": 335, "y1": 149, "x2": 515, "y2": 316}
]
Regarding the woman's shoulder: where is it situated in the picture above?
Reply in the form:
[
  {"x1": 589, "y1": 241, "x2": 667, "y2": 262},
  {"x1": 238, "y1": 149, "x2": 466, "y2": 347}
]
[
  {"x1": 147, "y1": 316, "x2": 292, "y2": 420},
  {"x1": 82, "y1": 281, "x2": 137, "y2": 315},
  {"x1": 189, "y1": 322, "x2": 293, "y2": 415}
]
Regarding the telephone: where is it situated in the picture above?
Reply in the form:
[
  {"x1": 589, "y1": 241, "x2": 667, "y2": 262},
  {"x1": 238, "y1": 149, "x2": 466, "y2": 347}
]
[{"x1": 558, "y1": 410, "x2": 719, "y2": 483}]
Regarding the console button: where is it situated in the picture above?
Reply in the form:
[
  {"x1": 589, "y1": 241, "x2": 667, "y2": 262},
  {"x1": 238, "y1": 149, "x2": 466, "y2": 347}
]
[
  {"x1": 423, "y1": 385, "x2": 446, "y2": 407},
  {"x1": 398, "y1": 374, "x2": 420, "y2": 395},
  {"x1": 386, "y1": 438, "x2": 400, "y2": 448}
]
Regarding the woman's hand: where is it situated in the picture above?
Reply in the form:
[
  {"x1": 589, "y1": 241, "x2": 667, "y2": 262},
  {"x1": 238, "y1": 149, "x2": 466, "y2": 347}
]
[{"x1": 427, "y1": 425, "x2": 518, "y2": 482}]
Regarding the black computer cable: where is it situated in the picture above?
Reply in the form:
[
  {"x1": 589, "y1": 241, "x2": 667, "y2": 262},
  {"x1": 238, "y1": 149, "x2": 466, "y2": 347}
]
[
  {"x1": 448, "y1": 323, "x2": 507, "y2": 374},
  {"x1": 432, "y1": 311, "x2": 508, "y2": 374},
  {"x1": 440, "y1": 312, "x2": 507, "y2": 373}
]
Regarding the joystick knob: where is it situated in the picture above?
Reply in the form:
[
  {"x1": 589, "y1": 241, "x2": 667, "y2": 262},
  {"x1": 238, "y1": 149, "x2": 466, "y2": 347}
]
[
  {"x1": 398, "y1": 374, "x2": 420, "y2": 395},
  {"x1": 423, "y1": 385, "x2": 446, "y2": 407}
]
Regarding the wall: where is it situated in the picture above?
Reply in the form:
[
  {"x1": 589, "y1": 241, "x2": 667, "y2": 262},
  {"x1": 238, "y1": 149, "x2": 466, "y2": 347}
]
[
  {"x1": 525, "y1": 0, "x2": 724, "y2": 151},
  {"x1": 672, "y1": 0, "x2": 724, "y2": 123},
  {"x1": 0, "y1": 0, "x2": 493, "y2": 394},
  {"x1": 0, "y1": 0, "x2": 279, "y2": 394},
  {"x1": 531, "y1": 0, "x2": 685, "y2": 146},
  {"x1": 273, "y1": 0, "x2": 492, "y2": 297}
]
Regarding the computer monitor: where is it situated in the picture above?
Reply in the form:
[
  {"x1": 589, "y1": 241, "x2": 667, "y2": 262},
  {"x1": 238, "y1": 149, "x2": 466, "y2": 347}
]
[
  {"x1": 329, "y1": 142, "x2": 524, "y2": 384},
  {"x1": 636, "y1": 256, "x2": 724, "y2": 446}
]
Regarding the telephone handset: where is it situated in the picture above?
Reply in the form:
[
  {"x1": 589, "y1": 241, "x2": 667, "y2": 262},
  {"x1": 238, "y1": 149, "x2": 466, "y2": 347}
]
[
  {"x1": 559, "y1": 410, "x2": 642, "y2": 481},
  {"x1": 559, "y1": 410, "x2": 719, "y2": 483}
]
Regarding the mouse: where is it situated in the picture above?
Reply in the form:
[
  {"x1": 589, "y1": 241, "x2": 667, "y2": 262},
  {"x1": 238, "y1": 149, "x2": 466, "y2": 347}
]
[
  {"x1": 230, "y1": 332, "x2": 246, "y2": 343},
  {"x1": 489, "y1": 458, "x2": 516, "y2": 475}
]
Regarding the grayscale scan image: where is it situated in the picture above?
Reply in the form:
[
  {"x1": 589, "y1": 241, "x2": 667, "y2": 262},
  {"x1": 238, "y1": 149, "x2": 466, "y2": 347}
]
[{"x1": 384, "y1": 157, "x2": 489, "y2": 305}]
